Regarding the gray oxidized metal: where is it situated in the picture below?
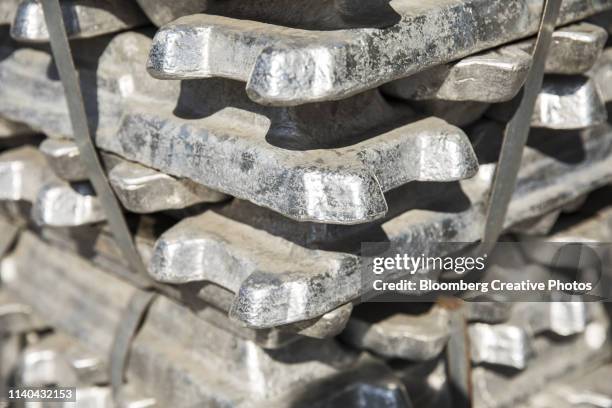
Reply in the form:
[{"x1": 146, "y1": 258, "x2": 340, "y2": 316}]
[
  {"x1": 147, "y1": 1, "x2": 612, "y2": 106},
  {"x1": 10, "y1": 0, "x2": 147, "y2": 42},
  {"x1": 31, "y1": 181, "x2": 106, "y2": 227},
  {"x1": 0, "y1": 32, "x2": 478, "y2": 224},
  {"x1": 383, "y1": 23, "x2": 607, "y2": 103},
  {"x1": 340, "y1": 305, "x2": 450, "y2": 361},
  {"x1": 487, "y1": 76, "x2": 607, "y2": 130},
  {"x1": 148, "y1": 122, "x2": 612, "y2": 328}
]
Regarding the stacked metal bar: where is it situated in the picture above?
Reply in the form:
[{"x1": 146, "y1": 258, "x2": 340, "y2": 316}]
[{"x1": 1, "y1": 0, "x2": 612, "y2": 406}]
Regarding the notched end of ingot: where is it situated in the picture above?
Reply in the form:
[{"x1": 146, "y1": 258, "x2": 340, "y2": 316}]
[
  {"x1": 488, "y1": 76, "x2": 607, "y2": 129},
  {"x1": 228, "y1": 264, "x2": 358, "y2": 328},
  {"x1": 39, "y1": 138, "x2": 88, "y2": 182},
  {"x1": 246, "y1": 44, "x2": 341, "y2": 106},
  {"x1": 469, "y1": 323, "x2": 533, "y2": 370},
  {"x1": 148, "y1": 212, "x2": 361, "y2": 328},
  {"x1": 109, "y1": 160, "x2": 228, "y2": 214},
  {"x1": 147, "y1": 218, "x2": 241, "y2": 287},
  {"x1": 444, "y1": 48, "x2": 531, "y2": 103},
  {"x1": 411, "y1": 122, "x2": 479, "y2": 182},
  {"x1": 10, "y1": 0, "x2": 50, "y2": 43},
  {"x1": 547, "y1": 23, "x2": 608, "y2": 74},
  {"x1": 17, "y1": 334, "x2": 106, "y2": 386},
  {"x1": 341, "y1": 306, "x2": 450, "y2": 361},
  {"x1": 147, "y1": 21, "x2": 216, "y2": 80},
  {"x1": 10, "y1": 0, "x2": 146, "y2": 43},
  {"x1": 31, "y1": 181, "x2": 106, "y2": 227},
  {"x1": 0, "y1": 146, "x2": 53, "y2": 202},
  {"x1": 533, "y1": 76, "x2": 607, "y2": 129},
  {"x1": 383, "y1": 48, "x2": 530, "y2": 104}
]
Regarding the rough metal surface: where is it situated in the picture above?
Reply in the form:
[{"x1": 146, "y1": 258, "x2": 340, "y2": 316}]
[
  {"x1": 487, "y1": 76, "x2": 607, "y2": 130},
  {"x1": 0, "y1": 146, "x2": 58, "y2": 202},
  {"x1": 0, "y1": 209, "x2": 350, "y2": 345},
  {"x1": 0, "y1": 31, "x2": 479, "y2": 224},
  {"x1": 10, "y1": 0, "x2": 147, "y2": 42},
  {"x1": 109, "y1": 159, "x2": 229, "y2": 213},
  {"x1": 32, "y1": 181, "x2": 106, "y2": 227},
  {"x1": 2, "y1": 232, "x2": 412, "y2": 408},
  {"x1": 590, "y1": 47, "x2": 612, "y2": 103},
  {"x1": 40, "y1": 137, "x2": 229, "y2": 212},
  {"x1": 383, "y1": 23, "x2": 608, "y2": 103},
  {"x1": 108, "y1": 114, "x2": 477, "y2": 224},
  {"x1": 39, "y1": 138, "x2": 88, "y2": 181},
  {"x1": 149, "y1": 122, "x2": 612, "y2": 328},
  {"x1": 340, "y1": 305, "x2": 450, "y2": 361},
  {"x1": 472, "y1": 303, "x2": 610, "y2": 408},
  {"x1": 469, "y1": 302, "x2": 589, "y2": 370},
  {"x1": 147, "y1": 1, "x2": 612, "y2": 106},
  {"x1": 469, "y1": 323, "x2": 532, "y2": 370}
]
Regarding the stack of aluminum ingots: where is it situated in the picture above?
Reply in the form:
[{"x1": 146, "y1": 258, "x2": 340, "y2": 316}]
[{"x1": 1, "y1": 0, "x2": 612, "y2": 406}]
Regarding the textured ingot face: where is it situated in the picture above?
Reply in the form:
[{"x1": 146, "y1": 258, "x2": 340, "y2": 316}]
[
  {"x1": 108, "y1": 159, "x2": 228, "y2": 213},
  {"x1": 39, "y1": 136, "x2": 229, "y2": 212},
  {"x1": 0, "y1": 146, "x2": 58, "y2": 203},
  {"x1": 0, "y1": 32, "x2": 479, "y2": 224},
  {"x1": 39, "y1": 138, "x2": 88, "y2": 182},
  {"x1": 383, "y1": 23, "x2": 608, "y2": 104},
  {"x1": 147, "y1": 0, "x2": 612, "y2": 106},
  {"x1": 487, "y1": 76, "x2": 607, "y2": 130},
  {"x1": 4, "y1": 234, "x2": 411, "y2": 407},
  {"x1": 469, "y1": 323, "x2": 533, "y2": 370},
  {"x1": 31, "y1": 181, "x2": 106, "y2": 227},
  {"x1": 589, "y1": 47, "x2": 612, "y2": 103},
  {"x1": 472, "y1": 303, "x2": 610, "y2": 408},
  {"x1": 9, "y1": 0, "x2": 147, "y2": 42},
  {"x1": 341, "y1": 305, "x2": 450, "y2": 361}
]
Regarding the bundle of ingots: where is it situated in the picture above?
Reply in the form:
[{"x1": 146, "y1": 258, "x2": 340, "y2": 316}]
[{"x1": 1, "y1": 0, "x2": 612, "y2": 407}]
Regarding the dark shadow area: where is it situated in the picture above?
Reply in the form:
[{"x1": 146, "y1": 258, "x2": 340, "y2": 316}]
[
  {"x1": 350, "y1": 301, "x2": 434, "y2": 322},
  {"x1": 549, "y1": 186, "x2": 612, "y2": 235},
  {"x1": 466, "y1": 119, "x2": 588, "y2": 165},
  {"x1": 204, "y1": 0, "x2": 400, "y2": 30},
  {"x1": 527, "y1": 128, "x2": 587, "y2": 164},
  {"x1": 214, "y1": 180, "x2": 472, "y2": 253},
  {"x1": 173, "y1": 79, "x2": 415, "y2": 150},
  {"x1": 283, "y1": 358, "x2": 410, "y2": 408}
]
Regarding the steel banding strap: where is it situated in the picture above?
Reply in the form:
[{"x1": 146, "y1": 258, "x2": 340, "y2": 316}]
[
  {"x1": 41, "y1": 0, "x2": 151, "y2": 287},
  {"x1": 480, "y1": 0, "x2": 562, "y2": 253},
  {"x1": 109, "y1": 289, "x2": 157, "y2": 402}
]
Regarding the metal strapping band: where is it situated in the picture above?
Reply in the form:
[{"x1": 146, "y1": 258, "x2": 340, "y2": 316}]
[
  {"x1": 481, "y1": 0, "x2": 562, "y2": 252},
  {"x1": 109, "y1": 289, "x2": 157, "y2": 401},
  {"x1": 40, "y1": 0, "x2": 151, "y2": 287}
]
